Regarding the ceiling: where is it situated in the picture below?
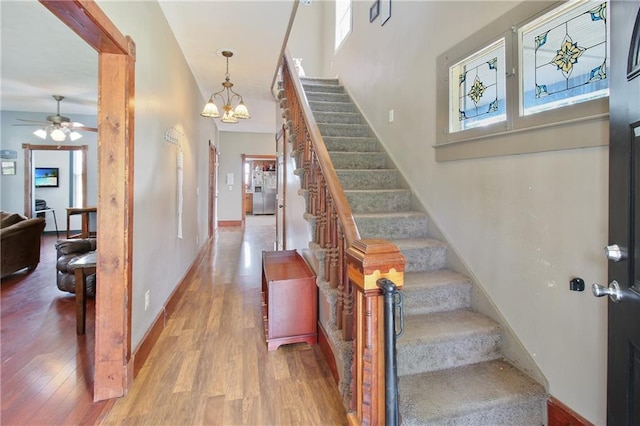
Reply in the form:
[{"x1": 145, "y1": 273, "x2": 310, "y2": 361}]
[{"x1": 0, "y1": 0, "x2": 295, "y2": 133}]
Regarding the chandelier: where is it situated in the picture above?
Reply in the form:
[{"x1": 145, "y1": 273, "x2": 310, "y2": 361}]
[{"x1": 200, "y1": 50, "x2": 250, "y2": 124}]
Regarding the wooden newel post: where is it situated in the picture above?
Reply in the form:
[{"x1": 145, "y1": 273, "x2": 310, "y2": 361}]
[{"x1": 346, "y1": 239, "x2": 405, "y2": 426}]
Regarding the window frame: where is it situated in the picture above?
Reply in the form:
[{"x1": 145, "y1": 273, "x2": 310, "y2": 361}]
[{"x1": 435, "y1": 0, "x2": 609, "y2": 161}]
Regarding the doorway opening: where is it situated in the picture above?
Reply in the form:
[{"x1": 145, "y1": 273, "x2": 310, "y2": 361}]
[
  {"x1": 242, "y1": 154, "x2": 276, "y2": 221},
  {"x1": 22, "y1": 144, "x2": 89, "y2": 229}
]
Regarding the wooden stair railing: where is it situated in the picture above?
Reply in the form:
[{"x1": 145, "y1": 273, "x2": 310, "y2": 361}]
[{"x1": 277, "y1": 50, "x2": 406, "y2": 426}]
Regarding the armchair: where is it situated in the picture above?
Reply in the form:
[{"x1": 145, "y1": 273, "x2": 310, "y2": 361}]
[{"x1": 55, "y1": 238, "x2": 97, "y2": 297}]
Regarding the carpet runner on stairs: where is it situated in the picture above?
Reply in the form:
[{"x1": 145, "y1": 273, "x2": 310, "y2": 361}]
[{"x1": 299, "y1": 77, "x2": 546, "y2": 425}]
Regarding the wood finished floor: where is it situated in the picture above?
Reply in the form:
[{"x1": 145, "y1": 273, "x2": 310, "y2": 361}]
[
  {"x1": 1, "y1": 233, "x2": 112, "y2": 425},
  {"x1": 2, "y1": 217, "x2": 347, "y2": 425}
]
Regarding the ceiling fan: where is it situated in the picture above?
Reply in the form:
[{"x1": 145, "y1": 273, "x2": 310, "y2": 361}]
[{"x1": 13, "y1": 95, "x2": 97, "y2": 142}]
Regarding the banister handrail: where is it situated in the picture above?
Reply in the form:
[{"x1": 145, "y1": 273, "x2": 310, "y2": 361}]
[
  {"x1": 270, "y1": 1, "x2": 300, "y2": 99},
  {"x1": 283, "y1": 49, "x2": 361, "y2": 247}
]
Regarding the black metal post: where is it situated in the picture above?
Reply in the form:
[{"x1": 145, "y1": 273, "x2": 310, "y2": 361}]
[{"x1": 377, "y1": 278, "x2": 403, "y2": 426}]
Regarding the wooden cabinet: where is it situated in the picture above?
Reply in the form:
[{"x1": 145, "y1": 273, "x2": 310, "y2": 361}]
[
  {"x1": 261, "y1": 250, "x2": 317, "y2": 351},
  {"x1": 245, "y1": 193, "x2": 253, "y2": 214}
]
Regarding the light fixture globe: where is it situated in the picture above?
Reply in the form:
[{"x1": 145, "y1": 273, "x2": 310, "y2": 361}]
[
  {"x1": 221, "y1": 108, "x2": 238, "y2": 124},
  {"x1": 201, "y1": 97, "x2": 220, "y2": 118},
  {"x1": 69, "y1": 131, "x2": 83, "y2": 142},
  {"x1": 50, "y1": 128, "x2": 66, "y2": 142},
  {"x1": 200, "y1": 50, "x2": 249, "y2": 124},
  {"x1": 33, "y1": 129, "x2": 47, "y2": 139},
  {"x1": 233, "y1": 100, "x2": 250, "y2": 119}
]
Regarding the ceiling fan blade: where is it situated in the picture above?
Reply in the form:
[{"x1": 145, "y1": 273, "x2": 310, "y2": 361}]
[
  {"x1": 12, "y1": 123, "x2": 43, "y2": 127},
  {"x1": 16, "y1": 118, "x2": 49, "y2": 124},
  {"x1": 73, "y1": 126, "x2": 98, "y2": 132}
]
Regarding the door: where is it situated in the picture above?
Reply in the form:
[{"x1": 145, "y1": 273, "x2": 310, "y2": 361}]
[
  {"x1": 275, "y1": 128, "x2": 285, "y2": 250},
  {"x1": 603, "y1": 2, "x2": 640, "y2": 424},
  {"x1": 209, "y1": 144, "x2": 218, "y2": 237}
]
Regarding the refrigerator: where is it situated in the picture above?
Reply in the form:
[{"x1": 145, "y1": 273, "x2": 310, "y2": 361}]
[{"x1": 252, "y1": 171, "x2": 276, "y2": 215}]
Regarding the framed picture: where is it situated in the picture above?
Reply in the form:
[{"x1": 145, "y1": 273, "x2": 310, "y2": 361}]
[
  {"x1": 34, "y1": 167, "x2": 59, "y2": 187},
  {"x1": 1, "y1": 161, "x2": 16, "y2": 175},
  {"x1": 369, "y1": 0, "x2": 379, "y2": 23},
  {"x1": 380, "y1": 0, "x2": 391, "y2": 26}
]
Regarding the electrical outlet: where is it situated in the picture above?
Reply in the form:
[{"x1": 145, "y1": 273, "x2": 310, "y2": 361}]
[{"x1": 145, "y1": 290, "x2": 150, "y2": 311}]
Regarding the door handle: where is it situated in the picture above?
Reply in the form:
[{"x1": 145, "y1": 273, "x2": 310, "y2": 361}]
[{"x1": 592, "y1": 280, "x2": 622, "y2": 303}]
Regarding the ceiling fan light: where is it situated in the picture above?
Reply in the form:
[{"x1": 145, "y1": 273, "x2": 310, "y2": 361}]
[
  {"x1": 233, "y1": 101, "x2": 250, "y2": 119},
  {"x1": 69, "y1": 131, "x2": 83, "y2": 141},
  {"x1": 33, "y1": 129, "x2": 47, "y2": 139},
  {"x1": 201, "y1": 98, "x2": 220, "y2": 118},
  {"x1": 50, "y1": 128, "x2": 67, "y2": 142}
]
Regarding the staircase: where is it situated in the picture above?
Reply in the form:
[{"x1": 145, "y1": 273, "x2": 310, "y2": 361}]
[{"x1": 300, "y1": 77, "x2": 546, "y2": 425}]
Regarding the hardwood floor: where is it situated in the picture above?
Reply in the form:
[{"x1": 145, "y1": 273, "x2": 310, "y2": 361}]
[
  {"x1": 1, "y1": 233, "x2": 113, "y2": 425},
  {"x1": 2, "y1": 217, "x2": 347, "y2": 425}
]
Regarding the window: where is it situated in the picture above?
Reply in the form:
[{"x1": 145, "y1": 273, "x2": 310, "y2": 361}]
[
  {"x1": 72, "y1": 150, "x2": 84, "y2": 207},
  {"x1": 335, "y1": 0, "x2": 352, "y2": 51},
  {"x1": 436, "y1": 0, "x2": 609, "y2": 160},
  {"x1": 520, "y1": 1, "x2": 608, "y2": 116},
  {"x1": 450, "y1": 38, "x2": 507, "y2": 133}
]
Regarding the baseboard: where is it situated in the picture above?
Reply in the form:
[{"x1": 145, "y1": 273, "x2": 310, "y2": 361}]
[
  {"x1": 132, "y1": 237, "x2": 212, "y2": 377},
  {"x1": 218, "y1": 220, "x2": 242, "y2": 227},
  {"x1": 318, "y1": 321, "x2": 339, "y2": 384},
  {"x1": 548, "y1": 396, "x2": 593, "y2": 426}
]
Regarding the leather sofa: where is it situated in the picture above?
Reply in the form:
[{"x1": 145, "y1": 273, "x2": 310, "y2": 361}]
[
  {"x1": 55, "y1": 238, "x2": 96, "y2": 297},
  {"x1": 1, "y1": 211, "x2": 46, "y2": 278}
]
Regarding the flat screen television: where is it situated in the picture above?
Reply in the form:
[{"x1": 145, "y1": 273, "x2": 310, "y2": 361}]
[{"x1": 34, "y1": 167, "x2": 59, "y2": 188}]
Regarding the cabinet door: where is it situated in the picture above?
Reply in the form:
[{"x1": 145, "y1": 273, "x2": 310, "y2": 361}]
[{"x1": 268, "y1": 279, "x2": 316, "y2": 338}]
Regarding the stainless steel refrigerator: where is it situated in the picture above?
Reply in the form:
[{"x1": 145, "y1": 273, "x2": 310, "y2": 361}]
[{"x1": 253, "y1": 186, "x2": 276, "y2": 215}]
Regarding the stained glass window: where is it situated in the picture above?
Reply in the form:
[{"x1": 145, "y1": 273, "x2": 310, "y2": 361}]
[
  {"x1": 449, "y1": 39, "x2": 506, "y2": 133},
  {"x1": 520, "y1": 1, "x2": 609, "y2": 116}
]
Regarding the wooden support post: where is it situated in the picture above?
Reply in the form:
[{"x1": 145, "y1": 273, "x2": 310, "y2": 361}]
[{"x1": 346, "y1": 239, "x2": 405, "y2": 426}]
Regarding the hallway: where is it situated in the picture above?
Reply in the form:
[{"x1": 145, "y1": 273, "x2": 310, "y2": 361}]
[{"x1": 102, "y1": 221, "x2": 347, "y2": 424}]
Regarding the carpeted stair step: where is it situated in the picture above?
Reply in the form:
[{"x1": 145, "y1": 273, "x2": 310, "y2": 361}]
[
  {"x1": 397, "y1": 309, "x2": 501, "y2": 376},
  {"x1": 344, "y1": 188, "x2": 411, "y2": 213},
  {"x1": 399, "y1": 359, "x2": 546, "y2": 426},
  {"x1": 402, "y1": 270, "x2": 472, "y2": 315},
  {"x1": 392, "y1": 238, "x2": 448, "y2": 272},
  {"x1": 305, "y1": 91, "x2": 351, "y2": 103},
  {"x1": 313, "y1": 111, "x2": 365, "y2": 125},
  {"x1": 309, "y1": 101, "x2": 358, "y2": 113},
  {"x1": 354, "y1": 212, "x2": 428, "y2": 238},
  {"x1": 302, "y1": 82, "x2": 345, "y2": 94},
  {"x1": 323, "y1": 137, "x2": 378, "y2": 152},
  {"x1": 330, "y1": 152, "x2": 386, "y2": 169},
  {"x1": 300, "y1": 77, "x2": 340, "y2": 86},
  {"x1": 318, "y1": 123, "x2": 370, "y2": 137},
  {"x1": 337, "y1": 169, "x2": 399, "y2": 189}
]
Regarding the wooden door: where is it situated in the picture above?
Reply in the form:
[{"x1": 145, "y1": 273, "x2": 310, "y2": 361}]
[
  {"x1": 209, "y1": 144, "x2": 218, "y2": 237},
  {"x1": 276, "y1": 128, "x2": 285, "y2": 250},
  {"x1": 605, "y1": 2, "x2": 640, "y2": 424}
]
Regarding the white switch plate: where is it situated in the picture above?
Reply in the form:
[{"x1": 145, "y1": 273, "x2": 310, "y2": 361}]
[
  {"x1": 144, "y1": 290, "x2": 150, "y2": 311},
  {"x1": 389, "y1": 109, "x2": 394, "y2": 122}
]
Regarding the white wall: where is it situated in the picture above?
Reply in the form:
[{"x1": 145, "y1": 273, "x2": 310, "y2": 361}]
[
  {"x1": 313, "y1": 1, "x2": 608, "y2": 423},
  {"x1": 98, "y1": 0, "x2": 215, "y2": 350},
  {"x1": 217, "y1": 132, "x2": 276, "y2": 222},
  {"x1": 0, "y1": 110, "x2": 99, "y2": 233},
  {"x1": 288, "y1": 1, "x2": 326, "y2": 77}
]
